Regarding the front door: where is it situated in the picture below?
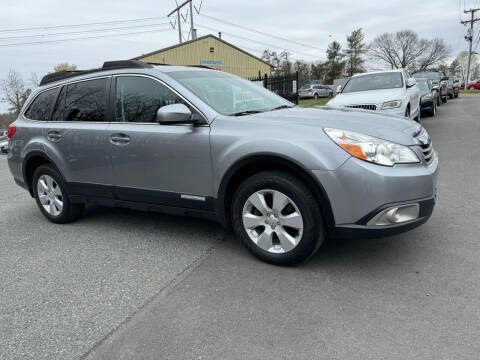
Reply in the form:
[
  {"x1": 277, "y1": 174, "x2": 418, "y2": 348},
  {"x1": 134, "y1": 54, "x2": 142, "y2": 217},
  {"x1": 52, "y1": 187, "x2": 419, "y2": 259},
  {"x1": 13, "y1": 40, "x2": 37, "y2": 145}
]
[{"x1": 108, "y1": 75, "x2": 213, "y2": 210}]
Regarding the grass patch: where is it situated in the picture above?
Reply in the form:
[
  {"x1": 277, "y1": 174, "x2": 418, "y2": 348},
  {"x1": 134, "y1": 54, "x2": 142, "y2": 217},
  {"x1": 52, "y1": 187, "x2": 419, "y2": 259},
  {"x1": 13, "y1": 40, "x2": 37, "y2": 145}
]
[
  {"x1": 459, "y1": 89, "x2": 480, "y2": 94},
  {"x1": 299, "y1": 97, "x2": 331, "y2": 107}
]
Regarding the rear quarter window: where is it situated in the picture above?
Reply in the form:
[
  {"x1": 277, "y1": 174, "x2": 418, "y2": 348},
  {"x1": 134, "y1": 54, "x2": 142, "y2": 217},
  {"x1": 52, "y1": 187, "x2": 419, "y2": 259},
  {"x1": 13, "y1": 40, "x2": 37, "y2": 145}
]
[{"x1": 24, "y1": 88, "x2": 59, "y2": 121}]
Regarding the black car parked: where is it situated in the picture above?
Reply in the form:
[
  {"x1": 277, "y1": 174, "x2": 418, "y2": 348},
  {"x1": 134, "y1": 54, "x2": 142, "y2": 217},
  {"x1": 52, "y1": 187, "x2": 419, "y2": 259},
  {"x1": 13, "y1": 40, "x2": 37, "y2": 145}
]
[
  {"x1": 413, "y1": 70, "x2": 449, "y2": 106},
  {"x1": 416, "y1": 79, "x2": 437, "y2": 117},
  {"x1": 447, "y1": 76, "x2": 460, "y2": 99}
]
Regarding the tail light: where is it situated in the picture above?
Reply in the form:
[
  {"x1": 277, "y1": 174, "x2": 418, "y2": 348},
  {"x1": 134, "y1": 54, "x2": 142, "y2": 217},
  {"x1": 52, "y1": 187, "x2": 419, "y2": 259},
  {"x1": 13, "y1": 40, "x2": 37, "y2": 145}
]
[
  {"x1": 7, "y1": 124, "x2": 16, "y2": 138},
  {"x1": 308, "y1": 89, "x2": 312, "y2": 92}
]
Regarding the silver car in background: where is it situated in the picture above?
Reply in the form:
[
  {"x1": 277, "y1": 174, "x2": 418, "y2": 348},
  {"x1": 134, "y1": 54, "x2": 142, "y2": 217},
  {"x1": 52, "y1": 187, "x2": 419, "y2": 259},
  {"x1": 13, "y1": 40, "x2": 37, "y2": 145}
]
[
  {"x1": 299, "y1": 84, "x2": 333, "y2": 99},
  {"x1": 327, "y1": 69, "x2": 421, "y2": 121},
  {"x1": 6, "y1": 61, "x2": 437, "y2": 265}
]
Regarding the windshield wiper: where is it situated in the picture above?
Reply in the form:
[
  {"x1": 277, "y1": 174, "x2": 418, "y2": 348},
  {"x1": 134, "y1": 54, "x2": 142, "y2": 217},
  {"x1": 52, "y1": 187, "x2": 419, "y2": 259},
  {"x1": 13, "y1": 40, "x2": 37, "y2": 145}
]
[
  {"x1": 268, "y1": 105, "x2": 294, "y2": 111},
  {"x1": 231, "y1": 110, "x2": 264, "y2": 116}
]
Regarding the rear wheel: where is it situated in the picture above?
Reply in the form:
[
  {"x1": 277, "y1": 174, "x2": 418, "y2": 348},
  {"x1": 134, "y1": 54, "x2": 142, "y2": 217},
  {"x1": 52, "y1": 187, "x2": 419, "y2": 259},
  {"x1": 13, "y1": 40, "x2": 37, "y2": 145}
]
[
  {"x1": 469, "y1": 86, "x2": 474, "y2": 90},
  {"x1": 437, "y1": 94, "x2": 441, "y2": 106},
  {"x1": 232, "y1": 171, "x2": 325, "y2": 265},
  {"x1": 314, "y1": 93, "x2": 319, "y2": 99},
  {"x1": 442, "y1": 94, "x2": 447, "y2": 103},
  {"x1": 33, "y1": 165, "x2": 84, "y2": 224},
  {"x1": 405, "y1": 106, "x2": 411, "y2": 119}
]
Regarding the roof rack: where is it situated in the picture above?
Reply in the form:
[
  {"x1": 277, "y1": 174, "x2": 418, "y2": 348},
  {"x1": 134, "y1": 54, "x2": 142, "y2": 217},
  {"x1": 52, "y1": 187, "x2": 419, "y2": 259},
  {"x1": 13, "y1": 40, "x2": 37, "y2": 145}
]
[{"x1": 39, "y1": 60, "x2": 153, "y2": 86}]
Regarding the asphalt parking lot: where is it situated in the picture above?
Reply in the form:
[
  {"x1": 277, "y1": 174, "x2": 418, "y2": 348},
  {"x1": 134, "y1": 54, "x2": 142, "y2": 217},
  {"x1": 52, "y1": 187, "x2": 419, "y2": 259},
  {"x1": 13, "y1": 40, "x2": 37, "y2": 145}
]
[{"x1": 1, "y1": 95, "x2": 480, "y2": 360}]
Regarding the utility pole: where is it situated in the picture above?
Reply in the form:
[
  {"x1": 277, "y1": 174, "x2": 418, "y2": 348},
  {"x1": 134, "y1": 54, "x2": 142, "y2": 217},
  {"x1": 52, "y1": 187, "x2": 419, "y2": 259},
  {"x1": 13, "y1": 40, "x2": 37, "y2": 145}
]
[
  {"x1": 168, "y1": 0, "x2": 200, "y2": 43},
  {"x1": 461, "y1": 8, "x2": 480, "y2": 89}
]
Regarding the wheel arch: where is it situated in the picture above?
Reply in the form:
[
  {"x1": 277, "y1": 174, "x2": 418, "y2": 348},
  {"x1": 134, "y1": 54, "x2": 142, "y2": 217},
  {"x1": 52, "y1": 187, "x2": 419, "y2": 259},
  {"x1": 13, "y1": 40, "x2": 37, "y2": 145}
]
[
  {"x1": 22, "y1": 151, "x2": 65, "y2": 197},
  {"x1": 216, "y1": 154, "x2": 335, "y2": 230}
]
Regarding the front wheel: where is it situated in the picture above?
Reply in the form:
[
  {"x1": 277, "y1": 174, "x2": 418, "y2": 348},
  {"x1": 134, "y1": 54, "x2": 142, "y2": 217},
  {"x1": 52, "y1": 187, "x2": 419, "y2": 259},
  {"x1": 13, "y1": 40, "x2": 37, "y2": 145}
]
[
  {"x1": 232, "y1": 171, "x2": 325, "y2": 265},
  {"x1": 33, "y1": 165, "x2": 84, "y2": 224},
  {"x1": 442, "y1": 95, "x2": 447, "y2": 103}
]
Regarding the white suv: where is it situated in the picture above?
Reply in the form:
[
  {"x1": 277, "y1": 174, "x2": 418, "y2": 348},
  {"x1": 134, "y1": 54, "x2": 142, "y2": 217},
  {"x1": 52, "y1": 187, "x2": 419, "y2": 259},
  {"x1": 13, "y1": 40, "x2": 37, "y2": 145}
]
[{"x1": 327, "y1": 70, "x2": 421, "y2": 121}]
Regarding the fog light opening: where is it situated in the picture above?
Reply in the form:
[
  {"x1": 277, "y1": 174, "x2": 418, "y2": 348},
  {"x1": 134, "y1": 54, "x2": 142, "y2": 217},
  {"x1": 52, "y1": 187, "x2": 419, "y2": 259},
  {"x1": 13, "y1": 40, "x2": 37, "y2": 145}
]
[{"x1": 367, "y1": 204, "x2": 419, "y2": 226}]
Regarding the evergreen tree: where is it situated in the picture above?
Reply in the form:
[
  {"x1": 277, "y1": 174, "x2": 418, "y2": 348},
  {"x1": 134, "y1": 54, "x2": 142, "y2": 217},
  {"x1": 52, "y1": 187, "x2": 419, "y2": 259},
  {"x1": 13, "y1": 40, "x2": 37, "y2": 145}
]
[{"x1": 344, "y1": 28, "x2": 366, "y2": 76}]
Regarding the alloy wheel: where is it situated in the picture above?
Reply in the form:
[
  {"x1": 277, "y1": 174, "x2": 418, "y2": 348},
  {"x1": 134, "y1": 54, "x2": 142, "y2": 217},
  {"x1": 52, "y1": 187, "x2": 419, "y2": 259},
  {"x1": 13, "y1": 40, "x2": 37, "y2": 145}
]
[
  {"x1": 242, "y1": 189, "x2": 304, "y2": 254},
  {"x1": 37, "y1": 175, "x2": 63, "y2": 216}
]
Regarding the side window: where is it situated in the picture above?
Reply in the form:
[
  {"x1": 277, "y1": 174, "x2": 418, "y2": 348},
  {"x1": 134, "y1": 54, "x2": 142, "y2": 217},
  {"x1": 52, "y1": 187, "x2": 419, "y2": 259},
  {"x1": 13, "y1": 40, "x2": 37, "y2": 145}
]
[
  {"x1": 24, "y1": 88, "x2": 59, "y2": 121},
  {"x1": 115, "y1": 76, "x2": 199, "y2": 123},
  {"x1": 64, "y1": 78, "x2": 108, "y2": 122}
]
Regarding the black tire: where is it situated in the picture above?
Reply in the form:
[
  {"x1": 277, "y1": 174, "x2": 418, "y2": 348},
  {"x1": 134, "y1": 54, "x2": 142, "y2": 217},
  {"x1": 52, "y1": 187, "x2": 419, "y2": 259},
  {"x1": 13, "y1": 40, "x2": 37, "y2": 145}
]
[
  {"x1": 449, "y1": 93, "x2": 453, "y2": 99},
  {"x1": 454, "y1": 93, "x2": 459, "y2": 98},
  {"x1": 430, "y1": 101, "x2": 436, "y2": 117},
  {"x1": 442, "y1": 95, "x2": 447, "y2": 103},
  {"x1": 314, "y1": 93, "x2": 319, "y2": 99},
  {"x1": 437, "y1": 94, "x2": 441, "y2": 106},
  {"x1": 405, "y1": 106, "x2": 410, "y2": 119},
  {"x1": 32, "y1": 165, "x2": 84, "y2": 224},
  {"x1": 415, "y1": 110, "x2": 421, "y2": 123},
  {"x1": 231, "y1": 171, "x2": 325, "y2": 265}
]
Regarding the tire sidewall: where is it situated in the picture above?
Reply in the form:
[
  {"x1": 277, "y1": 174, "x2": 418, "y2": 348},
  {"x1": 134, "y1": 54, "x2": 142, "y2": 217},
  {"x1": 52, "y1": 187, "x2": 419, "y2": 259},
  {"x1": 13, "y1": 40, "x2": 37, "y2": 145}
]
[
  {"x1": 32, "y1": 165, "x2": 74, "y2": 223},
  {"x1": 231, "y1": 172, "x2": 324, "y2": 265}
]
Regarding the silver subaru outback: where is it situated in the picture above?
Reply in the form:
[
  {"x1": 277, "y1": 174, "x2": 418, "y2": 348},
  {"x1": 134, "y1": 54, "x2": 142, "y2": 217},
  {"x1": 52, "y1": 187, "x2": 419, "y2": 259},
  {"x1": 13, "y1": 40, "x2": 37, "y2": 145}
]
[{"x1": 6, "y1": 60, "x2": 438, "y2": 265}]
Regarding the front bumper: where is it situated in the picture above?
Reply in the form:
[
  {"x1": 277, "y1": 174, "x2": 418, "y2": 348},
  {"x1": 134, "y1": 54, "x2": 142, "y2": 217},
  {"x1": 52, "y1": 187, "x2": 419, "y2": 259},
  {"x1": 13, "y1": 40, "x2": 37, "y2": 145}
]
[
  {"x1": 313, "y1": 151, "x2": 438, "y2": 239},
  {"x1": 329, "y1": 196, "x2": 435, "y2": 239}
]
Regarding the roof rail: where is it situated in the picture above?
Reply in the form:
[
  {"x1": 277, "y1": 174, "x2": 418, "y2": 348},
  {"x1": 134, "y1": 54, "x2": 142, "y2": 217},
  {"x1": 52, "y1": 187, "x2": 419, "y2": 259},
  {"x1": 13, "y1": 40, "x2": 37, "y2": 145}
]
[{"x1": 39, "y1": 60, "x2": 153, "y2": 86}]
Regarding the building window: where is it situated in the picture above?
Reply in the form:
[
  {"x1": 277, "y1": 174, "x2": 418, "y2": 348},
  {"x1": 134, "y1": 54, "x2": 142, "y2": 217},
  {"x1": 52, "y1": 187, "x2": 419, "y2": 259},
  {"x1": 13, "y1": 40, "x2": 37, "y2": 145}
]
[{"x1": 210, "y1": 47, "x2": 214, "y2": 53}]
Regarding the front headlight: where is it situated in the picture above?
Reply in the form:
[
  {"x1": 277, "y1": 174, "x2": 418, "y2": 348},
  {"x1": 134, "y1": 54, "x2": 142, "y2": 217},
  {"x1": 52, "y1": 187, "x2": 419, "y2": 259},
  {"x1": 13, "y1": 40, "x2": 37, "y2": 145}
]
[
  {"x1": 324, "y1": 128, "x2": 420, "y2": 166},
  {"x1": 382, "y1": 100, "x2": 402, "y2": 110}
]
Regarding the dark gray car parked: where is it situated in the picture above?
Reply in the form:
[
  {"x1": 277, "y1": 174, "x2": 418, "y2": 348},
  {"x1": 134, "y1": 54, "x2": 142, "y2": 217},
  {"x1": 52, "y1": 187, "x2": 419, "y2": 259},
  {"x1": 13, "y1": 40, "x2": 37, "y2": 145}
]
[{"x1": 6, "y1": 60, "x2": 438, "y2": 265}]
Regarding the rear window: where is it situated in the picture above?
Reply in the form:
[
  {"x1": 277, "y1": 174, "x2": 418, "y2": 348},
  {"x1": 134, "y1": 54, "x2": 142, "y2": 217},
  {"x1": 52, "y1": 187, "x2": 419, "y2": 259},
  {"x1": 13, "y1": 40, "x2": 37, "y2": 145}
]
[
  {"x1": 24, "y1": 88, "x2": 59, "y2": 121},
  {"x1": 64, "y1": 78, "x2": 108, "y2": 122}
]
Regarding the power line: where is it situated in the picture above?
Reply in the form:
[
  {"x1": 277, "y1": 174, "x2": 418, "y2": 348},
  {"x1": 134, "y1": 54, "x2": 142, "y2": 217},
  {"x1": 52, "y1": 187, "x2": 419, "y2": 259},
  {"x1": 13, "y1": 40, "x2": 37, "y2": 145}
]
[
  {"x1": 0, "y1": 28, "x2": 172, "y2": 47},
  {"x1": 196, "y1": 23, "x2": 323, "y2": 60},
  {"x1": 199, "y1": 13, "x2": 325, "y2": 52},
  {"x1": 0, "y1": 22, "x2": 170, "y2": 41},
  {"x1": 0, "y1": 16, "x2": 168, "y2": 33},
  {"x1": 461, "y1": 7, "x2": 480, "y2": 87}
]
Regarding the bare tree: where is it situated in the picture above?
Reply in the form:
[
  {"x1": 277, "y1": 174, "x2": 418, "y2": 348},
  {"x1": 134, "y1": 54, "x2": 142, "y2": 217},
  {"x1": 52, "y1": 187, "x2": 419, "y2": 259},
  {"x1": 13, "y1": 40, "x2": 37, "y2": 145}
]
[
  {"x1": 28, "y1": 72, "x2": 40, "y2": 87},
  {"x1": 369, "y1": 30, "x2": 449, "y2": 71},
  {"x1": 416, "y1": 38, "x2": 450, "y2": 71},
  {"x1": 1, "y1": 69, "x2": 31, "y2": 116}
]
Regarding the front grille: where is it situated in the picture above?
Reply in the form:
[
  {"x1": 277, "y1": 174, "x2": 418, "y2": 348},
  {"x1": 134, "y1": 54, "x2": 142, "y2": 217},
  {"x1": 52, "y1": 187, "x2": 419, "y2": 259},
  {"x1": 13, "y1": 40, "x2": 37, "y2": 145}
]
[
  {"x1": 345, "y1": 104, "x2": 377, "y2": 111},
  {"x1": 420, "y1": 142, "x2": 434, "y2": 165}
]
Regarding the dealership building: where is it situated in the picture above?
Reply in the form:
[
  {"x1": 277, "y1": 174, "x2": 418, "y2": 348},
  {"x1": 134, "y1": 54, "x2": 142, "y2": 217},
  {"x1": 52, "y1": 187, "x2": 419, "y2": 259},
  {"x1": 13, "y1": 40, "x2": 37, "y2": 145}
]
[{"x1": 133, "y1": 34, "x2": 272, "y2": 78}]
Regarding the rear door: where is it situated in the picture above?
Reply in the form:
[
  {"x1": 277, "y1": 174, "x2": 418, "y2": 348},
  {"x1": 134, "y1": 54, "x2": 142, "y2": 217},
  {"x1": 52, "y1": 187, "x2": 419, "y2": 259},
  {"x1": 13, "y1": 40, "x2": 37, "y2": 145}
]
[
  {"x1": 44, "y1": 77, "x2": 115, "y2": 197},
  {"x1": 107, "y1": 74, "x2": 213, "y2": 209}
]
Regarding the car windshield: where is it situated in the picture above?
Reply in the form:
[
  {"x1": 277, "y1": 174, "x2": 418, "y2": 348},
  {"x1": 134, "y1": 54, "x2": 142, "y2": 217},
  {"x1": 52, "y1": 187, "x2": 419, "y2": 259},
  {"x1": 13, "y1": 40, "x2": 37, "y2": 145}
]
[
  {"x1": 414, "y1": 72, "x2": 440, "y2": 81},
  {"x1": 341, "y1": 73, "x2": 403, "y2": 93},
  {"x1": 416, "y1": 80, "x2": 430, "y2": 92},
  {"x1": 168, "y1": 70, "x2": 293, "y2": 115},
  {"x1": 300, "y1": 85, "x2": 311, "y2": 90}
]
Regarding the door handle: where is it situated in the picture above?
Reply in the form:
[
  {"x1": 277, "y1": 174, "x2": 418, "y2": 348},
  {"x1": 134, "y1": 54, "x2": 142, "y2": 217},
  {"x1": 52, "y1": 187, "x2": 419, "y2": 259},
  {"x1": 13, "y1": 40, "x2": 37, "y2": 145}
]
[
  {"x1": 110, "y1": 133, "x2": 130, "y2": 145},
  {"x1": 47, "y1": 131, "x2": 62, "y2": 142}
]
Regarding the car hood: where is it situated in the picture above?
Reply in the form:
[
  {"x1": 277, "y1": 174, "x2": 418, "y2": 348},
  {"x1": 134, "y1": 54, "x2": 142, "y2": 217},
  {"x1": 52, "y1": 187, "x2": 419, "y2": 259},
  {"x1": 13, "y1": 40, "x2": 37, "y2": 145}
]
[
  {"x1": 231, "y1": 106, "x2": 421, "y2": 146},
  {"x1": 328, "y1": 88, "x2": 405, "y2": 106}
]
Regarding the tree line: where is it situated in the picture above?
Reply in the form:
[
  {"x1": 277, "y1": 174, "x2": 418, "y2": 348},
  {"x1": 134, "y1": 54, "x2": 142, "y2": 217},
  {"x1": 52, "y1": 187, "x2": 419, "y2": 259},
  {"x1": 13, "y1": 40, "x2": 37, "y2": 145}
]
[{"x1": 262, "y1": 28, "x2": 460, "y2": 85}]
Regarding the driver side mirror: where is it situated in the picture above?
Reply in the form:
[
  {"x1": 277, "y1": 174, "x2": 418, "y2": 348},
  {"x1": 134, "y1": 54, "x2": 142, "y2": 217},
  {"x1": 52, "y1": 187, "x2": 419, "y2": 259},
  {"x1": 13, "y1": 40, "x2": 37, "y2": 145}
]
[
  {"x1": 156, "y1": 103, "x2": 194, "y2": 125},
  {"x1": 406, "y1": 78, "x2": 416, "y2": 88},
  {"x1": 336, "y1": 85, "x2": 342, "y2": 93}
]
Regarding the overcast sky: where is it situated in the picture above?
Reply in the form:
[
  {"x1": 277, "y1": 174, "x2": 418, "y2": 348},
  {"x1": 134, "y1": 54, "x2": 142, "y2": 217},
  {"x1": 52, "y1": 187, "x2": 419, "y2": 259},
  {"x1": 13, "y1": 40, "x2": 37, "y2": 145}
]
[{"x1": 0, "y1": 0, "x2": 475, "y2": 112}]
